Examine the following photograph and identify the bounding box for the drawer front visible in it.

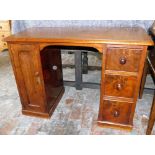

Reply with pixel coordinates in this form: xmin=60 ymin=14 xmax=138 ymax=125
xmin=0 ymin=21 xmax=10 ymax=32
xmin=104 ymin=74 xmax=137 ymax=98
xmin=0 ymin=32 xmax=11 ymax=41
xmin=102 ymin=100 xmax=132 ymax=124
xmin=0 ymin=41 xmax=8 ymax=51
xmin=106 ymin=46 xmax=142 ymax=72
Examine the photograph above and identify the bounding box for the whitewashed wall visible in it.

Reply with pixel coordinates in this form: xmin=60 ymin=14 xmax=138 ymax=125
xmin=12 ymin=20 xmax=153 ymax=33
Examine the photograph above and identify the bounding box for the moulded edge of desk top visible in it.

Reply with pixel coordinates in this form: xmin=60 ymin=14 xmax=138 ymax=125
xmin=4 ymin=27 xmax=154 ymax=46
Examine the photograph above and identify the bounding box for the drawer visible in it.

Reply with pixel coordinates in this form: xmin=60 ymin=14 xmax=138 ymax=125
xmin=0 ymin=21 xmax=10 ymax=31
xmin=104 ymin=74 xmax=137 ymax=98
xmin=105 ymin=46 xmax=142 ymax=72
xmin=0 ymin=32 xmax=11 ymax=41
xmin=101 ymin=100 xmax=132 ymax=124
xmin=0 ymin=41 xmax=8 ymax=50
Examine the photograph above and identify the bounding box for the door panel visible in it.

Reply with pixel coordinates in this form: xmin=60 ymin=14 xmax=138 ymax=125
xmin=10 ymin=44 xmax=45 ymax=112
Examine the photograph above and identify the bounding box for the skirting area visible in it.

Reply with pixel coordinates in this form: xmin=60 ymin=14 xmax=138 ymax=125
xmin=0 ymin=51 xmax=154 ymax=135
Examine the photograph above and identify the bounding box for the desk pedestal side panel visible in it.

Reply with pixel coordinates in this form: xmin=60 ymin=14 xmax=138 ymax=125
xmin=98 ymin=44 xmax=147 ymax=130
xmin=8 ymin=44 xmax=64 ymax=118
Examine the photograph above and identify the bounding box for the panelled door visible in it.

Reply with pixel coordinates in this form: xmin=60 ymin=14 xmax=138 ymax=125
xmin=10 ymin=44 xmax=45 ymax=112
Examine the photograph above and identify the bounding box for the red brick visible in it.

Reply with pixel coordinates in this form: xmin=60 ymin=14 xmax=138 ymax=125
xmin=65 ymin=98 xmax=74 ymax=105
xmin=0 ymin=120 xmax=18 ymax=135
xmin=26 ymin=122 xmax=41 ymax=135
xmin=70 ymin=105 xmax=82 ymax=120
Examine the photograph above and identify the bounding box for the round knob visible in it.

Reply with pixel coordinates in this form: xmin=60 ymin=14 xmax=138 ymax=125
xmin=52 ymin=65 xmax=57 ymax=70
xmin=116 ymin=83 xmax=122 ymax=91
xmin=119 ymin=57 xmax=127 ymax=65
xmin=113 ymin=110 xmax=120 ymax=117
xmin=1 ymin=35 xmax=5 ymax=37
xmin=35 ymin=72 xmax=39 ymax=76
xmin=0 ymin=26 xmax=2 ymax=29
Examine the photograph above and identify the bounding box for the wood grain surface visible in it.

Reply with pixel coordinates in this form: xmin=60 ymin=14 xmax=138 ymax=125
xmin=4 ymin=27 xmax=153 ymax=45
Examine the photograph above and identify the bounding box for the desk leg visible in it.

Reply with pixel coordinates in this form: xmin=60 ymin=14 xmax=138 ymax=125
xmin=139 ymin=59 xmax=148 ymax=99
xmin=75 ymin=51 xmax=82 ymax=90
xmin=82 ymin=52 xmax=88 ymax=74
xmin=146 ymin=93 xmax=155 ymax=135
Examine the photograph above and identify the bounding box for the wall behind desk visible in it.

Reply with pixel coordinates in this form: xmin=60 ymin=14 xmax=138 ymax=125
xmin=12 ymin=20 xmax=153 ymax=33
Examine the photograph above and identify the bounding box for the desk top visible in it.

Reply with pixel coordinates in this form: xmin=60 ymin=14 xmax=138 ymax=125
xmin=5 ymin=27 xmax=153 ymax=46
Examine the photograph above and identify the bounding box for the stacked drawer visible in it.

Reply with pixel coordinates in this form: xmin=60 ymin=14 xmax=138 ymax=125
xmin=0 ymin=20 xmax=11 ymax=52
xmin=98 ymin=44 xmax=144 ymax=129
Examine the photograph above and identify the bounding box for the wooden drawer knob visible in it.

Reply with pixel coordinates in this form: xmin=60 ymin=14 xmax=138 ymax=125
xmin=0 ymin=26 xmax=2 ymax=29
xmin=119 ymin=57 xmax=127 ymax=65
xmin=113 ymin=110 xmax=120 ymax=117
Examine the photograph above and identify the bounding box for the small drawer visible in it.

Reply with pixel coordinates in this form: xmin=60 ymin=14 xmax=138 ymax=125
xmin=0 ymin=41 xmax=8 ymax=50
xmin=101 ymin=100 xmax=132 ymax=124
xmin=106 ymin=46 xmax=142 ymax=72
xmin=0 ymin=21 xmax=10 ymax=31
xmin=104 ymin=74 xmax=137 ymax=98
xmin=0 ymin=32 xmax=11 ymax=40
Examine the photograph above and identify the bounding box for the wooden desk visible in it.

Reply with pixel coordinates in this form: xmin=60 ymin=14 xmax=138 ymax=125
xmin=4 ymin=27 xmax=153 ymax=130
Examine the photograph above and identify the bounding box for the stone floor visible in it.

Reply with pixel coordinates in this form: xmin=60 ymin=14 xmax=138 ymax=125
xmin=0 ymin=50 xmax=155 ymax=135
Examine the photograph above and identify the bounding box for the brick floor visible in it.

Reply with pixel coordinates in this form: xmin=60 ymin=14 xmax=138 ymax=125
xmin=0 ymin=51 xmax=155 ymax=135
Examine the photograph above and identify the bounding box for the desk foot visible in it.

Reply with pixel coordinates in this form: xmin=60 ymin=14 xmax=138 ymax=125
xmin=22 ymin=87 xmax=65 ymax=119
xmin=97 ymin=121 xmax=133 ymax=131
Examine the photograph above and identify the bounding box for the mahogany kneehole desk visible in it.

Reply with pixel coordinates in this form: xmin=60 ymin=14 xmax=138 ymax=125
xmin=4 ymin=27 xmax=153 ymax=130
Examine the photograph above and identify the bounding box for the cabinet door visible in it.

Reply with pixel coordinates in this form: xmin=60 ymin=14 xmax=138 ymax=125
xmin=10 ymin=44 xmax=45 ymax=112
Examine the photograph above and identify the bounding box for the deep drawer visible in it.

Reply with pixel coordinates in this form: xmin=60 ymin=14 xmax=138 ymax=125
xmin=101 ymin=100 xmax=132 ymax=124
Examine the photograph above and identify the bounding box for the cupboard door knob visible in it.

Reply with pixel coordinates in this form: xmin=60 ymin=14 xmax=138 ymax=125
xmin=35 ymin=72 xmax=41 ymax=84
xmin=0 ymin=26 xmax=2 ymax=29
xmin=35 ymin=72 xmax=39 ymax=76
xmin=120 ymin=57 xmax=127 ymax=65
xmin=116 ymin=83 xmax=122 ymax=91
xmin=52 ymin=65 xmax=57 ymax=70
xmin=113 ymin=110 xmax=120 ymax=117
